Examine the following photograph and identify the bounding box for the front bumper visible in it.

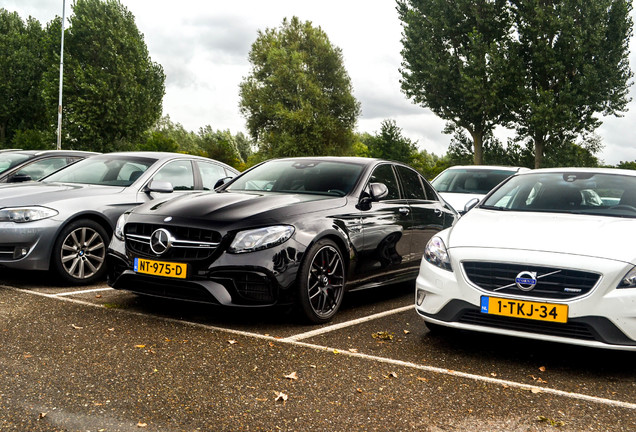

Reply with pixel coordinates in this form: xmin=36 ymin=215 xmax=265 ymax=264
xmin=415 ymin=247 xmax=636 ymax=350
xmin=0 ymin=220 xmax=60 ymax=271
xmin=107 ymin=236 xmax=304 ymax=307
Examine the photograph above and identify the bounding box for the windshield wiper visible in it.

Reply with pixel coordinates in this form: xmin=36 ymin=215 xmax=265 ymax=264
xmin=478 ymin=205 xmax=510 ymax=211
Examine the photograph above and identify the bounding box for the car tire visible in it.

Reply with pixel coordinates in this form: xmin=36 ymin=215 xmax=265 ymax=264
xmin=297 ymin=239 xmax=346 ymax=324
xmin=52 ymin=219 xmax=109 ymax=285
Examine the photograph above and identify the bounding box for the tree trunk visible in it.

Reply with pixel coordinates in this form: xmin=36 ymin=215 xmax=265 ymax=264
xmin=471 ymin=132 xmax=484 ymax=165
xmin=534 ymin=138 xmax=544 ymax=168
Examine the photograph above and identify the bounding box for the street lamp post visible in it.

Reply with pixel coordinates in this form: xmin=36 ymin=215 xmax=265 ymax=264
xmin=56 ymin=0 xmax=66 ymax=150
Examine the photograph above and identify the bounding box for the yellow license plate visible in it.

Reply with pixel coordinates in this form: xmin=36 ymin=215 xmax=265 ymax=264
xmin=480 ymin=296 xmax=568 ymax=323
xmin=134 ymin=258 xmax=187 ymax=279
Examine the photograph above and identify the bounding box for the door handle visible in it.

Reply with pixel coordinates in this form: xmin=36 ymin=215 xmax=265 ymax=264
xmin=435 ymin=208 xmax=443 ymax=217
xmin=399 ymin=207 xmax=410 ymax=216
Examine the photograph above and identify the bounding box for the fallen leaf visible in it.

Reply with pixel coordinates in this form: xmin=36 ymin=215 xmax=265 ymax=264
xmin=137 ymin=421 xmax=148 ymax=427
xmin=71 ymin=324 xmax=83 ymax=330
xmin=348 ymin=348 xmax=359 ymax=353
xmin=417 ymin=377 xmax=428 ymax=382
xmin=539 ymin=366 xmax=546 ymax=372
xmin=284 ymin=371 xmax=298 ymax=380
xmin=95 ymin=294 xmax=102 ymax=298
xmin=384 ymin=372 xmax=398 ymax=379
xmin=309 ymin=364 xmax=317 ymax=368
xmin=38 ymin=412 xmax=47 ymax=420
xmin=333 ymin=349 xmax=340 ymax=354
xmin=135 ymin=345 xmax=146 ymax=349
xmin=274 ymin=391 xmax=288 ymax=404
xmin=403 ymin=330 xmax=410 ymax=334
xmin=372 ymin=331 xmax=394 ymax=341
xmin=531 ymin=388 xmax=541 ymax=394
xmin=108 ymin=328 xmax=115 ymax=332
xmin=356 ymin=388 xmax=363 ymax=393
xmin=228 ymin=340 xmax=238 ymax=345
xmin=490 ymin=372 xmax=498 ymax=377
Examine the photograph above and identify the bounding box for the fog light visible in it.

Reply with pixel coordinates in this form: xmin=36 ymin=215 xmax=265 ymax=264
xmin=13 ymin=247 xmax=29 ymax=259
xmin=416 ymin=289 xmax=426 ymax=306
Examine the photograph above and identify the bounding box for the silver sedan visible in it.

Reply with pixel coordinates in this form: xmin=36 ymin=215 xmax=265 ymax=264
xmin=0 ymin=152 xmax=238 ymax=284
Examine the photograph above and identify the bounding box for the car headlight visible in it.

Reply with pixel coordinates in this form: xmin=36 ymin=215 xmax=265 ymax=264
xmin=114 ymin=212 xmax=130 ymax=241
xmin=617 ymin=267 xmax=636 ymax=289
xmin=229 ymin=225 xmax=295 ymax=254
xmin=424 ymin=236 xmax=452 ymax=271
xmin=0 ymin=206 xmax=58 ymax=223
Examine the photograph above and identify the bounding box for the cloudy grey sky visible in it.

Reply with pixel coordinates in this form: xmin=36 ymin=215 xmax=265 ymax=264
xmin=6 ymin=0 xmax=636 ymax=164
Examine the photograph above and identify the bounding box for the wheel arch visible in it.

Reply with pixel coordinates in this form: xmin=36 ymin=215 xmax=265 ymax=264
xmin=48 ymin=211 xmax=114 ymax=267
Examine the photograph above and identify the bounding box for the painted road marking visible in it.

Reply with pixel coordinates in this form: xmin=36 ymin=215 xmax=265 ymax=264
xmin=55 ymin=287 xmax=114 ymax=296
xmin=6 ymin=285 xmax=636 ymax=411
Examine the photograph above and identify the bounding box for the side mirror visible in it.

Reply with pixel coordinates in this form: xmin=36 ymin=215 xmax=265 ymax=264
xmin=358 ymin=182 xmax=389 ymax=210
xmin=369 ymin=182 xmax=388 ymax=200
xmin=8 ymin=173 xmax=33 ymax=183
xmin=145 ymin=179 xmax=174 ymax=194
xmin=463 ymin=197 xmax=480 ymax=214
xmin=214 ymin=176 xmax=233 ymax=190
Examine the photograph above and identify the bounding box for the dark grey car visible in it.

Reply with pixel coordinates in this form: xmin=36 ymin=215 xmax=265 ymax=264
xmin=0 ymin=152 xmax=238 ymax=284
xmin=0 ymin=149 xmax=98 ymax=183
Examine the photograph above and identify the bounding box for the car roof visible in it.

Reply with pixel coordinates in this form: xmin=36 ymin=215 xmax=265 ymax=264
xmin=0 ymin=149 xmax=99 ymax=156
xmin=91 ymin=151 xmax=239 ymax=173
xmin=442 ymin=165 xmax=529 ymax=172
xmin=516 ymin=167 xmax=636 ymax=177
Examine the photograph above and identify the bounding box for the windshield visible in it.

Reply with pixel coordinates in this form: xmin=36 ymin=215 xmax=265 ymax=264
xmin=432 ymin=168 xmax=518 ymax=194
xmin=227 ymin=159 xmax=364 ymax=197
xmin=43 ymin=155 xmax=156 ymax=186
xmin=481 ymin=171 xmax=636 ymax=217
xmin=0 ymin=153 xmax=32 ymax=175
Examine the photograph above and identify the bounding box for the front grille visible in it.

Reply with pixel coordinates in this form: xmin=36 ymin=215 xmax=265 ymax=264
xmin=458 ymin=310 xmax=597 ymax=341
xmin=463 ymin=262 xmax=600 ymax=300
xmin=0 ymin=246 xmax=15 ymax=258
xmin=125 ymin=223 xmax=221 ymax=261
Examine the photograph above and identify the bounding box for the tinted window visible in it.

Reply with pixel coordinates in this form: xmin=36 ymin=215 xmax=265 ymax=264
xmin=0 ymin=153 xmax=31 ymax=174
xmin=432 ymin=168 xmax=518 ymax=194
xmin=228 ymin=160 xmax=363 ymax=196
xmin=368 ymin=164 xmax=400 ymax=200
xmin=396 ymin=166 xmax=427 ymax=200
xmin=153 ymin=160 xmax=195 ymax=191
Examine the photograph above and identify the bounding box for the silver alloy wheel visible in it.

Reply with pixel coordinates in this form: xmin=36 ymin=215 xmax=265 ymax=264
xmin=306 ymin=245 xmax=345 ymax=319
xmin=60 ymin=226 xmax=106 ymax=280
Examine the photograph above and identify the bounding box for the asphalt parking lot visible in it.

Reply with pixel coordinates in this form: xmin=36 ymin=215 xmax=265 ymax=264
xmin=1 ymin=269 xmax=635 ymax=431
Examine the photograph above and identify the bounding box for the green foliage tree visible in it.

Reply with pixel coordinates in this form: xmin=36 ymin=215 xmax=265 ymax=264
xmin=197 ymin=126 xmax=242 ymax=168
xmin=239 ymin=16 xmax=360 ymax=158
xmin=616 ymin=161 xmax=636 ymax=170
xmin=506 ymin=0 xmax=633 ymax=168
xmin=397 ymin=0 xmax=513 ymax=165
xmin=42 ymin=0 xmax=165 ymax=152
xmin=363 ymin=119 xmax=417 ymax=164
xmin=0 ymin=10 xmax=47 ymax=146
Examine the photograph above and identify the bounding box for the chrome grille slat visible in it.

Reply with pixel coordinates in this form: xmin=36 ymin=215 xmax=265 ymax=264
xmin=124 ymin=223 xmax=221 ymax=261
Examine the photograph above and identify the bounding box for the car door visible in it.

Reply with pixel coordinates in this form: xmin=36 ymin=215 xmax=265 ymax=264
xmin=354 ymin=163 xmax=413 ymax=284
xmin=394 ymin=165 xmax=456 ymax=267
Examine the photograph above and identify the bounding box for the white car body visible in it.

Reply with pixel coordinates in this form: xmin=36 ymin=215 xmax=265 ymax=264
xmin=416 ymin=167 xmax=636 ymax=350
xmin=432 ymin=165 xmax=529 ymax=213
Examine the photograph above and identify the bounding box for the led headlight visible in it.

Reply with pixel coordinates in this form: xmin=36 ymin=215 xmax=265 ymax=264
xmin=229 ymin=225 xmax=294 ymax=254
xmin=114 ymin=212 xmax=130 ymax=241
xmin=0 ymin=206 xmax=58 ymax=223
xmin=617 ymin=266 xmax=636 ymax=289
xmin=424 ymin=236 xmax=452 ymax=271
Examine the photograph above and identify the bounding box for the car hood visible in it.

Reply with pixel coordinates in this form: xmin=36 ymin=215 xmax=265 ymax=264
xmin=133 ymin=191 xmax=346 ymax=223
xmin=448 ymin=209 xmax=636 ymax=263
xmin=0 ymin=182 xmax=126 ymax=207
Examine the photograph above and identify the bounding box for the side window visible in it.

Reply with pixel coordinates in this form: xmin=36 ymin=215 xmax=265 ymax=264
xmin=368 ymin=164 xmax=400 ymax=200
xmin=423 ymin=180 xmax=438 ymax=201
xmin=198 ymin=161 xmax=227 ymax=190
xmin=396 ymin=166 xmax=427 ymax=200
xmin=15 ymin=157 xmax=69 ymax=180
xmin=153 ymin=160 xmax=195 ymax=191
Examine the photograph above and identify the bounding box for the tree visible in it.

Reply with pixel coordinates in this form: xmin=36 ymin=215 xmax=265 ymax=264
xmin=42 ymin=0 xmax=165 ymax=152
xmin=363 ymin=119 xmax=417 ymax=164
xmin=507 ymin=0 xmax=633 ymax=168
xmin=197 ymin=126 xmax=242 ymax=168
xmin=239 ymin=17 xmax=360 ymax=158
xmin=0 ymin=10 xmax=47 ymax=146
xmin=397 ymin=0 xmax=513 ymax=165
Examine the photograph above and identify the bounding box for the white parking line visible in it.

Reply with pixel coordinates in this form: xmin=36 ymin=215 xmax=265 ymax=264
xmin=6 ymin=285 xmax=636 ymax=411
xmin=283 ymin=305 xmax=413 ymax=341
xmin=55 ymin=287 xmax=114 ymax=296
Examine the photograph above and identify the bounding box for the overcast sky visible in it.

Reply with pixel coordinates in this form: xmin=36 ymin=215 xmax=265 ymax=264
xmin=6 ymin=0 xmax=636 ymax=164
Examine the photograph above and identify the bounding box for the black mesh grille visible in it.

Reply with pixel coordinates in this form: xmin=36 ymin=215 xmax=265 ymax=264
xmin=458 ymin=310 xmax=597 ymax=340
xmin=462 ymin=262 xmax=600 ymax=299
xmin=211 ymin=271 xmax=275 ymax=303
xmin=124 ymin=223 xmax=221 ymax=261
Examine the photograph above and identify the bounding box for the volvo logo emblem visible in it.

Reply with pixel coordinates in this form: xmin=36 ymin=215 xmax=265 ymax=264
xmin=515 ymin=271 xmax=537 ymax=291
xmin=150 ymin=228 xmax=172 ymax=255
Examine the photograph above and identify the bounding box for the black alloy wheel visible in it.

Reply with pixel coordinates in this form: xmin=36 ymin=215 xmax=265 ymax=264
xmin=298 ymin=239 xmax=345 ymax=323
xmin=52 ymin=219 xmax=109 ymax=285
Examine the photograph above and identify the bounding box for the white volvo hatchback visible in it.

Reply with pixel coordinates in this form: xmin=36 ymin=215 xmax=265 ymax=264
xmin=416 ymin=168 xmax=636 ymax=350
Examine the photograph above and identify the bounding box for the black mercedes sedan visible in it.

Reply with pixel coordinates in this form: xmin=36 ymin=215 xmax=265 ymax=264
xmin=107 ymin=157 xmax=457 ymax=323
